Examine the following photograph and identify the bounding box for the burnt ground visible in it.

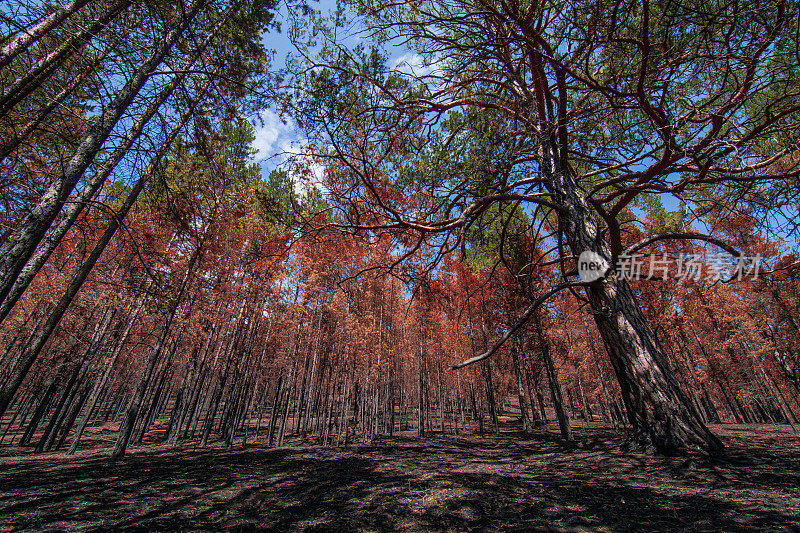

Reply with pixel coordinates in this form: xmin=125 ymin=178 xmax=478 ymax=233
xmin=0 ymin=423 xmax=798 ymax=531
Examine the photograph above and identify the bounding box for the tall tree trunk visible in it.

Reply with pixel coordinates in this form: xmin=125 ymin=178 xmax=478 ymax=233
xmin=481 ymin=361 xmax=499 ymax=434
xmin=0 ymin=11 xmax=224 ymax=324
xmin=0 ymin=0 xmax=205 ymax=310
xmin=1 ymin=36 xmax=115 ymax=161
xmin=0 ymin=71 xmax=214 ymax=421
xmin=511 ymin=345 xmax=532 ymax=431
xmin=0 ymin=0 xmax=131 ymax=118
xmin=19 ymin=375 xmax=61 ymax=446
xmin=576 ymin=367 xmax=593 ymax=424
xmin=534 ymin=312 xmax=571 ymax=441
xmin=418 ymin=329 xmax=425 ymax=437
xmin=111 ymin=243 xmax=201 ymax=459
xmin=69 ymin=298 xmax=140 ymax=454
xmin=544 ymin=150 xmax=722 ymax=455
xmin=0 ymin=0 xmax=93 ymax=70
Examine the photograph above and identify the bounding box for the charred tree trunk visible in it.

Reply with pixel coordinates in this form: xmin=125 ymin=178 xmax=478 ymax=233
xmin=534 ymin=312 xmax=571 ymax=441
xmin=111 ymin=243 xmax=201 ymax=459
xmin=511 ymin=345 xmax=533 ymax=431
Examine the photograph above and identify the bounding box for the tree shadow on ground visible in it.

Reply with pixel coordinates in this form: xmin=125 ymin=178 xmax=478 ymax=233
xmin=0 ymin=425 xmax=798 ymax=531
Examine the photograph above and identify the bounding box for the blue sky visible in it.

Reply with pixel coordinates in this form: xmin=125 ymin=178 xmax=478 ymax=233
xmin=250 ymin=0 xmax=439 ymax=193
xmin=250 ymin=2 xmax=693 ymax=216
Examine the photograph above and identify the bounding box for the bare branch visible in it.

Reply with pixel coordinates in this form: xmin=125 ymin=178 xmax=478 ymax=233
xmin=622 ymin=231 xmax=741 ymax=258
xmin=451 ymin=279 xmax=590 ymax=370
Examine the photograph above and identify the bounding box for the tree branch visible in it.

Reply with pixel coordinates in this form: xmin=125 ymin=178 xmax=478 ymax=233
xmin=622 ymin=231 xmax=741 ymax=258
xmin=450 ymin=279 xmax=590 ymax=369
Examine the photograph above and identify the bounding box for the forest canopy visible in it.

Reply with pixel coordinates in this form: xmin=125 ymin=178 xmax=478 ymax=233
xmin=0 ymin=0 xmax=798 ymax=468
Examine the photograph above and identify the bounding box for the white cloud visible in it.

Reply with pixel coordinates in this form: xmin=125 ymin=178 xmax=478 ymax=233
xmin=307 ymin=161 xmax=326 ymax=190
xmin=276 ymin=140 xmax=313 ymax=196
xmin=251 ymin=110 xmax=331 ymax=198
xmin=390 ymin=52 xmax=437 ymax=78
xmin=251 ymin=109 xmax=297 ymax=161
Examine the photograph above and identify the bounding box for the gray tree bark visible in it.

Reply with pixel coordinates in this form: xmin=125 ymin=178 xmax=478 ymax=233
xmin=0 ymin=0 xmax=92 ymax=70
